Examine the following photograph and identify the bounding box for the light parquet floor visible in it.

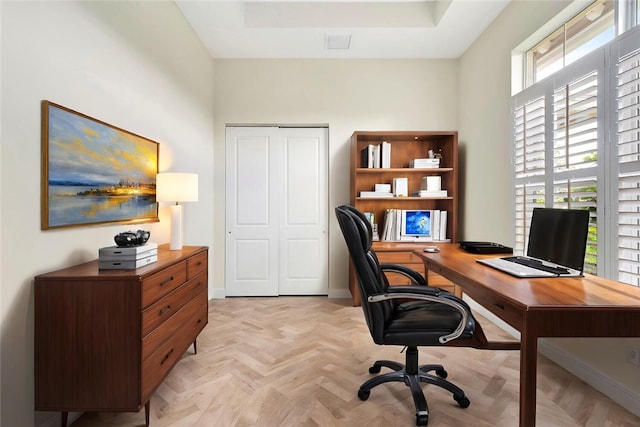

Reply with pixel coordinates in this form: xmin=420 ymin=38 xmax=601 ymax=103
xmin=73 ymin=297 xmax=640 ymax=426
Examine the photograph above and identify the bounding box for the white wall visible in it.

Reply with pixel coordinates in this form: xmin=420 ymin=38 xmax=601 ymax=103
xmin=0 ymin=2 xmax=214 ymax=426
xmin=459 ymin=0 xmax=640 ymax=412
xmin=0 ymin=1 xmax=3 ymax=421
xmin=212 ymin=59 xmax=459 ymax=298
xmin=458 ymin=1 xmax=571 ymax=243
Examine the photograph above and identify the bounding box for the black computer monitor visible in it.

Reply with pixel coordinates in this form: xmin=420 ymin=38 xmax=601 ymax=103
xmin=527 ymin=207 xmax=590 ymax=272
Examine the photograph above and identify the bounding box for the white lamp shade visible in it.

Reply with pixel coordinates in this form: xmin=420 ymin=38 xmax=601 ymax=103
xmin=156 ymin=173 xmax=198 ymax=203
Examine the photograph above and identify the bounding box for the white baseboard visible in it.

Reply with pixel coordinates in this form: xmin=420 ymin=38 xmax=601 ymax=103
xmin=539 ymin=340 xmax=640 ymax=417
xmin=38 ymin=412 xmax=81 ymax=427
xmin=209 ymin=289 xmax=349 ymax=299
xmin=328 ymin=289 xmax=351 ymax=299
xmin=210 ymin=288 xmax=226 ymax=299
xmin=465 ymin=296 xmax=640 ymax=418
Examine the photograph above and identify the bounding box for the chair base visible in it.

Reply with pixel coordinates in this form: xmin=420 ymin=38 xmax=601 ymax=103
xmin=357 ymin=347 xmax=470 ymax=426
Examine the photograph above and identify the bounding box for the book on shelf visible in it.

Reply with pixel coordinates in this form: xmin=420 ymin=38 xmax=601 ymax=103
xmin=410 ymin=158 xmax=440 ymax=168
xmin=364 ymin=211 xmax=375 ymax=224
xmin=372 ymin=144 xmax=381 ymax=168
xmin=99 ymin=254 xmax=158 ymax=270
xmin=392 ymin=177 xmax=408 ymax=197
xmin=371 ymin=223 xmax=380 ymax=241
xmin=381 ymin=141 xmax=391 ymax=168
xmin=439 ymin=210 xmax=447 ymax=241
xmin=361 ymin=142 xmax=390 ymax=169
xmin=361 ymin=144 xmax=375 ymax=168
xmin=412 ymin=190 xmax=448 ymax=198
xmin=360 ymin=191 xmax=394 ymax=198
xmin=363 ymin=211 xmax=379 ymax=240
xmin=421 ymin=176 xmax=442 ymax=191
xmin=375 ymin=183 xmax=391 ymax=192
xmin=432 ymin=210 xmax=441 ymax=241
xmin=380 ymin=209 xmax=448 ymax=242
xmin=98 ymin=242 xmax=158 ymax=261
xmin=382 ymin=208 xmax=395 ymax=241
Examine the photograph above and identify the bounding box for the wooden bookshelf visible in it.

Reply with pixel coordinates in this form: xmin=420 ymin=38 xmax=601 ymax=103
xmin=348 ymin=131 xmax=458 ymax=305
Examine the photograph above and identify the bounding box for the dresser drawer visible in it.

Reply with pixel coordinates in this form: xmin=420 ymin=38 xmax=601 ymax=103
xmin=187 ymin=251 xmax=207 ymax=279
xmin=141 ymin=295 xmax=207 ymax=400
xmin=469 ymin=291 xmax=523 ymax=330
xmin=427 ymin=272 xmax=455 ymax=293
xmin=377 ymin=251 xmax=421 ymax=264
xmin=142 ymin=271 xmax=207 ymax=337
xmin=141 ymin=261 xmax=187 ymax=308
xmin=142 ymin=288 xmax=205 ymax=361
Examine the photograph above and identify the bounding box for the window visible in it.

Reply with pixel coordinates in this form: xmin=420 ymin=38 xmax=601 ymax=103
xmin=513 ymin=23 xmax=640 ymax=285
xmin=527 ymin=0 xmax=615 ymax=84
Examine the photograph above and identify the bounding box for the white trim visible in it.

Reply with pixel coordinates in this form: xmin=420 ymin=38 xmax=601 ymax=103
xmin=209 ymin=289 xmax=350 ymax=300
xmin=540 ymin=340 xmax=640 ymax=418
xmin=211 ymin=288 xmax=227 ymax=299
xmin=38 ymin=412 xmax=81 ymax=427
xmin=328 ymin=289 xmax=351 ymax=299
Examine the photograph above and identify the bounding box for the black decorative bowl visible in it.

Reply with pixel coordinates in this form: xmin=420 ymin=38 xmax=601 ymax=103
xmin=114 ymin=230 xmax=150 ymax=247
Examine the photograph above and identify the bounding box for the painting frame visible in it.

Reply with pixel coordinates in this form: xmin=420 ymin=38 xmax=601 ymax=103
xmin=41 ymin=100 xmax=160 ymax=230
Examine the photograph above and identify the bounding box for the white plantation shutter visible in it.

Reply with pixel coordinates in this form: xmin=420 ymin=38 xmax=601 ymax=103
xmin=514 ymin=183 xmax=545 ymax=254
xmin=618 ymin=174 xmax=640 ymax=285
xmin=513 ymin=23 xmax=640 ymax=285
xmin=514 ymin=97 xmax=546 ymax=178
xmin=513 ymin=55 xmax=601 ymax=270
xmin=616 ymin=39 xmax=640 ymax=286
xmin=513 ymin=94 xmax=547 ymax=256
xmin=553 ymin=177 xmax=598 ymax=274
xmin=550 ymin=69 xmax=600 ymax=274
xmin=553 ymin=71 xmax=599 ymax=172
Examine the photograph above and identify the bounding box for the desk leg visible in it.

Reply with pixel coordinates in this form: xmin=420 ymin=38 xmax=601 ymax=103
xmin=452 ymin=284 xmax=462 ymax=298
xmin=519 ymin=328 xmax=538 ymax=426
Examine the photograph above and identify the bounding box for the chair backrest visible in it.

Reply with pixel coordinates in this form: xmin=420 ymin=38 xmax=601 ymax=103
xmin=335 ymin=205 xmax=394 ymax=344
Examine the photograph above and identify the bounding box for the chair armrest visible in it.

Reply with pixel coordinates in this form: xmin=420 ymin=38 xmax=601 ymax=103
xmin=386 ymin=285 xmax=442 ymax=296
xmin=380 ymin=263 xmax=428 ymax=287
xmin=368 ymin=291 xmax=471 ymax=344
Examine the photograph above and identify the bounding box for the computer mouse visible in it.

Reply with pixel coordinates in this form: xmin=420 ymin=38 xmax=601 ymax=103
xmin=423 ymin=246 xmax=440 ymax=253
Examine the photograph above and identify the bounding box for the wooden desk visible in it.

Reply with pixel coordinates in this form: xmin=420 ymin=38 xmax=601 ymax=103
xmin=414 ymin=243 xmax=640 ymax=427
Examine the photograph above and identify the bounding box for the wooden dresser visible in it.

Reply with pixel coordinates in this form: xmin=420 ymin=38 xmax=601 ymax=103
xmin=34 ymin=245 xmax=208 ymax=427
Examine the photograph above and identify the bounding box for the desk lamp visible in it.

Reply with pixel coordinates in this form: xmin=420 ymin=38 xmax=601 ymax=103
xmin=156 ymin=172 xmax=198 ymax=250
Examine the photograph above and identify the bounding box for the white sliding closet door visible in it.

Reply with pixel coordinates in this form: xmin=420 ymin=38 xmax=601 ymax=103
xmin=225 ymin=126 xmax=328 ymax=296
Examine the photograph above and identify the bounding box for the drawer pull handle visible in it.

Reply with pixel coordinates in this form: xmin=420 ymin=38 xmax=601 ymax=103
xmin=159 ymin=305 xmax=171 ymax=315
xmin=160 ymin=276 xmax=174 ymax=286
xmin=196 ymin=261 xmax=202 ymax=266
xmin=161 ymin=348 xmax=174 ymax=365
xmin=494 ymin=303 xmax=505 ymax=310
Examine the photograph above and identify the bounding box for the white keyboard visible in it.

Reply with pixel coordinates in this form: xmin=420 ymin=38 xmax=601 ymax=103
xmin=477 ymin=257 xmax=556 ymax=278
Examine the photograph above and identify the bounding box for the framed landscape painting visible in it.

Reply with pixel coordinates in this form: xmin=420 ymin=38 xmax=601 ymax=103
xmin=41 ymin=101 xmax=159 ymax=229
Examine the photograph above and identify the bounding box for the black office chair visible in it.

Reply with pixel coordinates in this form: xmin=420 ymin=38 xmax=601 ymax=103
xmin=335 ymin=205 xmax=518 ymax=426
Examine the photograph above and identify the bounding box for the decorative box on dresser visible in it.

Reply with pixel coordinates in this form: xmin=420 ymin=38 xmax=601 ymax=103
xmin=34 ymin=244 xmax=209 ymax=427
xmin=349 ymin=131 xmax=459 ymax=305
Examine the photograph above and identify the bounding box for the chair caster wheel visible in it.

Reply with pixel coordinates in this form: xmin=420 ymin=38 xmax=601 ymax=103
xmin=416 ymin=413 xmax=429 ymax=426
xmin=369 ymin=365 xmax=381 ymax=374
xmin=358 ymin=389 xmax=370 ymax=401
xmin=454 ymin=395 xmax=470 ymax=408
xmin=435 ymin=368 xmax=448 ymax=378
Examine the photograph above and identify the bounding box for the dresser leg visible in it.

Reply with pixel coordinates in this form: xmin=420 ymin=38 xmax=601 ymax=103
xmin=193 ymin=339 xmax=197 ymax=354
xmin=61 ymin=411 xmax=68 ymax=427
xmin=145 ymin=401 xmax=150 ymax=426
